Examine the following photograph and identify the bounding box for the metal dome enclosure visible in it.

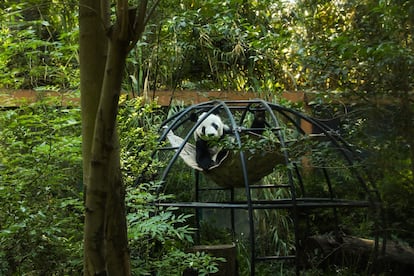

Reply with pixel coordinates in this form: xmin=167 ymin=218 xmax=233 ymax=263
xmin=136 ymin=99 xmax=384 ymax=275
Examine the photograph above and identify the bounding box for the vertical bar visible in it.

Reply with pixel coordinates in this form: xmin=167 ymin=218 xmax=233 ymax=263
xmin=230 ymin=187 xmax=236 ymax=239
xmin=195 ymin=170 xmax=201 ymax=244
xmin=322 ymin=167 xmax=340 ymax=237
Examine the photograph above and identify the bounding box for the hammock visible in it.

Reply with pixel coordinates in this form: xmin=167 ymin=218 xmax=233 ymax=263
xmin=165 ymin=129 xmax=285 ymax=188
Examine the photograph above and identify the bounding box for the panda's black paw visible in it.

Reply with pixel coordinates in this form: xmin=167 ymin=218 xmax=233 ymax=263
xmin=199 ymin=160 xmax=213 ymax=171
xmin=196 ymin=156 xmax=216 ymax=171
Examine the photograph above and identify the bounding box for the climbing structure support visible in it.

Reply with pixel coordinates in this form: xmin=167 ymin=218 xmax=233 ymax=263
xmin=137 ymin=99 xmax=385 ymax=275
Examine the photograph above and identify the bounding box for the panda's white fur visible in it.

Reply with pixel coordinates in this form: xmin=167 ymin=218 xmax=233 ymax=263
xmin=194 ymin=112 xmax=230 ymax=170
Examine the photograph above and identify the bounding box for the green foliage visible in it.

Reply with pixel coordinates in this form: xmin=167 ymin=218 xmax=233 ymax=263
xmin=292 ymin=0 xmax=414 ymax=94
xmin=0 ymin=97 xmax=223 ymax=275
xmin=118 ymin=97 xmax=224 ymax=275
xmin=0 ymin=101 xmax=83 ymax=274
xmin=1 ymin=0 xmax=414 ymax=272
xmin=291 ymin=0 xmax=414 ymax=246
xmin=127 ymin=183 xmax=223 ymax=276
xmin=128 ymin=0 xmax=296 ymax=93
xmin=0 ymin=0 xmax=79 ymax=90
xmin=118 ymin=96 xmax=165 ymax=183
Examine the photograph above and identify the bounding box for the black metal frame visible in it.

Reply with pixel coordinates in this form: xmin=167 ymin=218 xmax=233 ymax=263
xmin=136 ymin=99 xmax=385 ymax=276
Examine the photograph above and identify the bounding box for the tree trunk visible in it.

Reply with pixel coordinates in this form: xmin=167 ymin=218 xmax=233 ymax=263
xmin=80 ymin=0 xmax=157 ymax=274
xmin=80 ymin=0 xmax=130 ymax=274
xmin=82 ymin=27 xmax=131 ymax=276
xmin=79 ymin=0 xmax=107 ymax=188
xmin=79 ymin=0 xmax=108 ymax=273
xmin=305 ymin=234 xmax=414 ymax=274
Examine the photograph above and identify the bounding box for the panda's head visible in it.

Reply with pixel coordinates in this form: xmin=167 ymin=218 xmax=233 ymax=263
xmin=194 ymin=112 xmax=226 ymax=141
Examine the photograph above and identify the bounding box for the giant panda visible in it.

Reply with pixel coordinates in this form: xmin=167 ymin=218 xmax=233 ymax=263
xmin=194 ymin=112 xmax=230 ymax=171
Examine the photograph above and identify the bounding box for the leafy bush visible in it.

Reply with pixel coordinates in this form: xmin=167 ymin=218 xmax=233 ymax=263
xmin=0 ymin=101 xmax=83 ymax=274
xmin=118 ymin=97 xmax=224 ymax=275
xmin=0 ymin=1 xmax=79 ymax=90
xmin=127 ymin=183 xmax=223 ymax=276
xmin=0 ymin=97 xmax=223 ymax=275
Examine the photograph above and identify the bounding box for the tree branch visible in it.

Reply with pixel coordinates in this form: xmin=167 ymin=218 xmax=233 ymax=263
xmin=126 ymin=0 xmax=147 ymax=52
xmin=100 ymin=0 xmax=111 ymax=31
xmin=126 ymin=0 xmax=161 ymax=52
xmin=117 ymin=0 xmax=130 ymax=41
xmin=144 ymin=0 xmax=161 ymax=27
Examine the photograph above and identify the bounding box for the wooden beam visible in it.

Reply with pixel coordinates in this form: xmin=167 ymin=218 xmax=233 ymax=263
xmin=0 ymin=89 xmax=79 ymax=107
xmin=0 ymin=89 xmax=306 ymax=108
xmin=2 ymin=89 xmax=413 ymax=108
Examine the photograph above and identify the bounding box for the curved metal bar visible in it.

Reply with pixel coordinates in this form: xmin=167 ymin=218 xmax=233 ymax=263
xmin=260 ymin=100 xmax=301 ymax=273
xmin=219 ymin=101 xmax=258 ymax=276
xmin=291 ymin=108 xmax=379 ymax=206
xmin=159 ymin=102 xmax=225 ymax=185
xmin=134 ymin=104 xmax=200 ymax=186
xmin=268 ymin=101 xmax=383 ymax=265
xmin=134 ymin=99 xmax=383 ymax=276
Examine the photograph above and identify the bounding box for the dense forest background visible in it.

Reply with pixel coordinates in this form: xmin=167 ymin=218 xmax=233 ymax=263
xmin=0 ymin=0 xmax=413 ymax=275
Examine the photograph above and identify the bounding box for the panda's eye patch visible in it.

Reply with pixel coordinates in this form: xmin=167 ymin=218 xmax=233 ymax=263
xmin=201 ymin=126 xmax=206 ymax=135
xmin=212 ymin=122 xmax=219 ymax=130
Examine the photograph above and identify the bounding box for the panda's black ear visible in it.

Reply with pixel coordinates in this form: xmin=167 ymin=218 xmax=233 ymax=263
xmin=211 ymin=108 xmax=223 ymax=115
xmin=223 ymin=124 xmax=232 ymax=134
xmin=189 ymin=112 xmax=198 ymax=122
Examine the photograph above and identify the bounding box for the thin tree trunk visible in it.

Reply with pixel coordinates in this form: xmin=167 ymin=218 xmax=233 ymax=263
xmin=79 ymin=0 xmax=108 ymax=273
xmin=80 ymin=0 xmax=157 ymax=274
xmin=80 ymin=0 xmax=130 ymax=274
xmin=83 ymin=30 xmax=130 ymax=275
